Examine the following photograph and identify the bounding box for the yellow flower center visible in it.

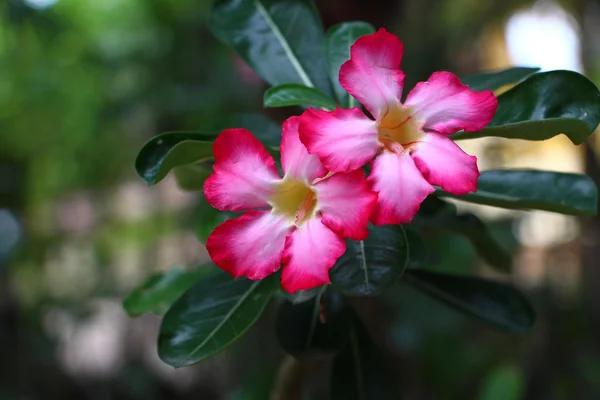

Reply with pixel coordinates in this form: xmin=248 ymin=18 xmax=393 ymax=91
xmin=377 ymin=103 xmax=423 ymax=150
xmin=270 ymin=177 xmax=318 ymax=226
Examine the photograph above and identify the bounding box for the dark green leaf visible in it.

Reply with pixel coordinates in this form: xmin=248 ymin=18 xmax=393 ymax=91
xmin=206 ymin=113 xmax=282 ymax=150
xmin=195 ymin=194 xmax=240 ymax=243
xmin=263 ymin=83 xmax=337 ymax=110
xmin=331 ymin=319 xmax=400 ymax=400
xmin=404 ymin=226 xmax=439 ymax=269
xmin=123 ymin=266 xmax=210 ymax=317
xmin=284 ymin=286 xmax=322 ymax=304
xmin=135 ymin=132 xmax=213 ymax=186
xmin=437 ymin=169 xmax=598 ymax=216
xmin=443 ymin=213 xmax=512 ymax=272
xmin=416 ymin=195 xmax=457 ymax=217
xmin=403 ymin=269 xmax=535 ymax=334
xmin=325 ymin=21 xmax=376 ymax=107
xmin=275 ymin=288 xmax=354 ymax=358
xmin=158 ymin=268 xmax=278 ymax=367
xmin=460 ymin=67 xmax=540 ymax=92
xmin=209 ymin=0 xmax=331 ymax=95
xmin=414 ymin=198 xmax=512 ymax=272
xmin=453 ymin=70 xmax=600 ymax=144
xmin=138 ymin=114 xmax=282 ymax=187
xmin=448 ymin=213 xmax=512 ymax=272
xmin=173 ymin=163 xmax=212 ymax=191
xmin=330 ymin=225 xmax=409 ymax=297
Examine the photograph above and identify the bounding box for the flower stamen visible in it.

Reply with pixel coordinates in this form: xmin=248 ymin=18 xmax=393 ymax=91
xmin=270 ymin=177 xmax=318 ymax=226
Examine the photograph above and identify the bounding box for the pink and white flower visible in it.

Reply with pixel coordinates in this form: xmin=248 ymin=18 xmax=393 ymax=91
xmin=203 ymin=117 xmax=377 ymax=293
xmin=298 ymin=28 xmax=498 ymax=225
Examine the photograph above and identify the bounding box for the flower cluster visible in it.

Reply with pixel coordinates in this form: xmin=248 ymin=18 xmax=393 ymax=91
xmin=203 ymin=29 xmax=498 ymax=293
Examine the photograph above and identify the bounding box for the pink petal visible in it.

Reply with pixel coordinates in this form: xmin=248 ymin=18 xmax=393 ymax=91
xmin=206 ymin=210 xmax=293 ymax=280
xmin=281 ymin=217 xmax=346 ymax=293
xmin=368 ymin=150 xmax=435 ymax=225
xmin=298 ymin=107 xmax=380 ymax=173
xmin=280 ymin=116 xmax=328 ymax=182
xmin=411 ymin=132 xmax=480 ymax=194
xmin=339 ymin=28 xmax=405 ymax=119
xmin=204 ymin=128 xmax=280 ymax=211
xmin=315 ymin=169 xmax=378 ymax=240
xmin=404 ymin=71 xmax=498 ymax=135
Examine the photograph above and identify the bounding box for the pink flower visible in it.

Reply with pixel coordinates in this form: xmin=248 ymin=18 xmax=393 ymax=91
xmin=298 ymin=28 xmax=498 ymax=225
xmin=203 ymin=117 xmax=377 ymax=293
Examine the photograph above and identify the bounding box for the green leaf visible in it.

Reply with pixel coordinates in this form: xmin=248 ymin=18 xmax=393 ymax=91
xmin=403 ymin=269 xmax=535 ymax=334
xmin=173 ymin=163 xmax=212 ymax=191
xmin=331 ymin=319 xmax=400 ymax=400
xmin=137 ymin=113 xmax=282 ymax=187
xmin=263 ymin=83 xmax=337 ymax=110
xmin=158 ymin=268 xmax=278 ymax=367
xmin=325 ymin=21 xmax=376 ymax=107
xmin=207 ymin=113 xmax=282 ymax=150
xmin=460 ymin=67 xmax=540 ymax=92
xmin=453 ymin=70 xmax=600 ymax=144
xmin=275 ymin=288 xmax=354 ymax=358
xmin=195 ymin=194 xmax=240 ymax=243
xmin=414 ymin=197 xmax=512 ymax=272
xmin=123 ymin=266 xmax=210 ymax=317
xmin=437 ymin=169 xmax=598 ymax=216
xmin=404 ymin=226 xmax=439 ymax=269
xmin=284 ymin=286 xmax=322 ymax=304
xmin=441 ymin=213 xmax=512 ymax=272
xmin=209 ymin=0 xmax=331 ymax=95
xmin=135 ymin=132 xmax=213 ymax=186
xmin=330 ymin=225 xmax=409 ymax=297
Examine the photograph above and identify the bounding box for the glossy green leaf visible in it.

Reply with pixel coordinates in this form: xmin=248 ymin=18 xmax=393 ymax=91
xmin=173 ymin=163 xmax=212 ymax=191
xmin=414 ymin=197 xmax=512 ymax=272
xmin=123 ymin=266 xmax=210 ymax=317
xmin=284 ymin=286 xmax=322 ymax=304
xmin=453 ymin=70 xmax=600 ymax=144
xmin=207 ymin=113 xmax=282 ymax=150
xmin=209 ymin=0 xmax=331 ymax=95
xmin=135 ymin=132 xmax=213 ymax=186
xmin=442 ymin=213 xmax=512 ymax=272
xmin=330 ymin=225 xmax=409 ymax=297
xmin=263 ymin=83 xmax=337 ymax=110
xmin=460 ymin=67 xmax=540 ymax=92
xmin=158 ymin=268 xmax=278 ymax=367
xmin=437 ymin=169 xmax=598 ymax=216
xmin=275 ymin=288 xmax=354 ymax=359
xmin=195 ymin=194 xmax=240 ymax=243
xmin=137 ymin=113 xmax=282 ymax=187
xmin=403 ymin=269 xmax=535 ymax=334
xmin=331 ymin=319 xmax=400 ymax=400
xmin=404 ymin=226 xmax=439 ymax=269
xmin=325 ymin=21 xmax=376 ymax=107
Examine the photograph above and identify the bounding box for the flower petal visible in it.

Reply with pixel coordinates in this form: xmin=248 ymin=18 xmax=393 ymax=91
xmin=411 ymin=132 xmax=479 ymax=194
xmin=339 ymin=28 xmax=405 ymax=119
xmin=404 ymin=71 xmax=498 ymax=134
xmin=281 ymin=217 xmax=345 ymax=293
xmin=206 ymin=210 xmax=292 ymax=280
xmin=280 ymin=116 xmax=327 ymax=182
xmin=298 ymin=107 xmax=380 ymax=173
xmin=368 ymin=150 xmax=435 ymax=225
xmin=315 ymin=169 xmax=377 ymax=240
xmin=204 ymin=128 xmax=280 ymax=211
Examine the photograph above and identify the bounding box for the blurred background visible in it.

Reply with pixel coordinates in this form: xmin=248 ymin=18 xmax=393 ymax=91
xmin=2 ymin=0 xmax=600 ymax=398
